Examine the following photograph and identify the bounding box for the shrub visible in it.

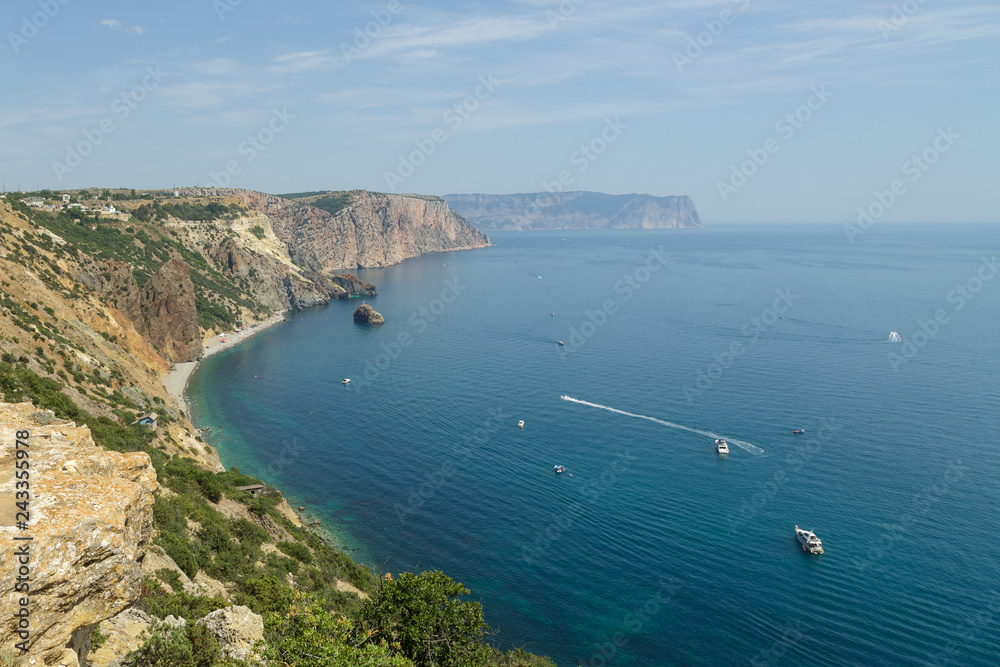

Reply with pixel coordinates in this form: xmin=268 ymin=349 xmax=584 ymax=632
xmin=277 ymin=540 xmax=313 ymax=564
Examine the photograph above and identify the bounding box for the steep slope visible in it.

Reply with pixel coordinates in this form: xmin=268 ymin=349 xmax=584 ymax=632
xmin=190 ymin=188 xmax=491 ymax=270
xmin=443 ymin=191 xmax=704 ymax=230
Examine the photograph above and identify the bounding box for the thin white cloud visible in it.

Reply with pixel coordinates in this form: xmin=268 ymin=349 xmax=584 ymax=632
xmin=102 ymin=18 xmax=144 ymax=35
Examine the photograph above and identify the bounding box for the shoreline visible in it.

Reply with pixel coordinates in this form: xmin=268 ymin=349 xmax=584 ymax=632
xmin=162 ymin=310 xmax=288 ymax=417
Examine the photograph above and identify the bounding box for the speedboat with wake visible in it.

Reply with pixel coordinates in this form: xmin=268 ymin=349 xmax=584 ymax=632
xmin=795 ymin=525 xmax=824 ymax=554
xmin=715 ymin=438 xmax=729 ymax=455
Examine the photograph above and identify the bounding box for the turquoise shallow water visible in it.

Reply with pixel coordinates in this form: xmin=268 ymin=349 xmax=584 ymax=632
xmin=188 ymin=224 xmax=1000 ymax=666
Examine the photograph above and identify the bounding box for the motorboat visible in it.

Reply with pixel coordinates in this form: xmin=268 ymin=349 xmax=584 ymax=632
xmin=554 ymin=465 xmax=566 ymax=474
xmin=342 ymin=378 xmax=351 ymax=384
xmin=792 ymin=429 xmax=805 ymax=434
xmin=518 ymin=420 xmax=524 ymax=429
xmin=558 ymin=341 xmax=565 ymax=346
xmin=795 ymin=525 xmax=824 ymax=554
xmin=715 ymin=438 xmax=729 ymax=455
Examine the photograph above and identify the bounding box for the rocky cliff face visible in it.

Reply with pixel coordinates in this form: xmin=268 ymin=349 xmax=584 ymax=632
xmin=443 ymin=192 xmax=704 ymax=230
xmin=0 ymin=402 xmax=157 ymax=666
xmin=187 ymin=189 xmax=491 ymax=270
xmin=76 ymin=257 xmax=201 ymax=364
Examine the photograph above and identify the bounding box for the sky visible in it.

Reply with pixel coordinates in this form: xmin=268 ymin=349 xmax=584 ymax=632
xmin=1 ymin=0 xmax=997 ymax=224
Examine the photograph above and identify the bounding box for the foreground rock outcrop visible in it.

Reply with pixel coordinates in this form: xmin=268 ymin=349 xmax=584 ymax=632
xmin=0 ymin=403 xmax=157 ymax=666
xmin=443 ymin=191 xmax=704 ymax=230
xmin=353 ymin=304 xmax=384 ymax=325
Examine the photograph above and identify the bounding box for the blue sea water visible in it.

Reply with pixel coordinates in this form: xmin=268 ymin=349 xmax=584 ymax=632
xmin=188 ymin=224 xmax=1000 ymax=666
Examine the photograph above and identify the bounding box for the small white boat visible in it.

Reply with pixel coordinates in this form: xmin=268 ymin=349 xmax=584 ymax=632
xmin=554 ymin=465 xmax=566 ymax=474
xmin=557 ymin=341 xmax=565 ymax=346
xmin=795 ymin=525 xmax=824 ymax=554
xmin=342 ymin=378 xmax=351 ymax=384
xmin=518 ymin=420 xmax=524 ymax=429
xmin=715 ymin=438 xmax=729 ymax=455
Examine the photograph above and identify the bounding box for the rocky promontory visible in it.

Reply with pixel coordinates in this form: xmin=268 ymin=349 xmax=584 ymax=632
xmin=443 ymin=191 xmax=703 ymax=231
xmin=353 ymin=304 xmax=384 ymax=324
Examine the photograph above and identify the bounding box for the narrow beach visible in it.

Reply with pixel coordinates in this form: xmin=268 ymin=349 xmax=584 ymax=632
xmin=162 ymin=310 xmax=287 ymax=413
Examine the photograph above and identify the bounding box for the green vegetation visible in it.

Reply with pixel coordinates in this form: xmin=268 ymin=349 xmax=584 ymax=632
xmin=277 ymin=191 xmax=354 ymax=217
xmin=119 ymin=622 xmax=221 ymax=667
xmin=250 ymin=225 xmax=265 ymax=240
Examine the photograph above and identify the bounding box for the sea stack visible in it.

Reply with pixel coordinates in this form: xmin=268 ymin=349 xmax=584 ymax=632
xmin=353 ymin=304 xmax=384 ymax=324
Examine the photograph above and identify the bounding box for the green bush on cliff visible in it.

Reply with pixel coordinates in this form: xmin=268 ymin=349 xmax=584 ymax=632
xmin=119 ymin=621 xmax=220 ymax=667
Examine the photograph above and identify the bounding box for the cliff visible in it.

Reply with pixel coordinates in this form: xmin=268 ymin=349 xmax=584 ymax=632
xmin=443 ymin=191 xmax=704 ymax=230
xmin=187 ymin=189 xmax=491 ymax=270
xmin=0 ymin=402 xmax=156 ymax=666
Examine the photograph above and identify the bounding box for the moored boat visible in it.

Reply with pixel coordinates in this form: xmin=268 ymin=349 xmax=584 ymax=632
xmin=795 ymin=525 xmax=824 ymax=554
xmin=518 ymin=420 xmax=525 ymax=428
xmin=342 ymin=378 xmax=351 ymax=384
xmin=792 ymin=429 xmax=805 ymax=434
xmin=554 ymin=465 xmax=566 ymax=474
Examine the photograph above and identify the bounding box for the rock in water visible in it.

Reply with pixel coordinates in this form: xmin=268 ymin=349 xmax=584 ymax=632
xmin=353 ymin=304 xmax=384 ymax=324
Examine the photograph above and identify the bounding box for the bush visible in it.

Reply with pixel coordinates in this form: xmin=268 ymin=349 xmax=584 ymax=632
xmin=277 ymin=540 xmax=313 ymax=564
xmin=120 ymin=621 xmax=219 ymax=667
xmin=360 ymin=570 xmax=489 ymax=667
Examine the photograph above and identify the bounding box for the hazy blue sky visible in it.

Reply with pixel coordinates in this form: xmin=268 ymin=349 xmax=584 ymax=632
xmin=1 ymin=0 xmax=997 ymax=223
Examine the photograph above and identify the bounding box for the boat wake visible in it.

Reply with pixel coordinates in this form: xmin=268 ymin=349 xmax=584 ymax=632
xmin=560 ymin=396 xmax=765 ymax=455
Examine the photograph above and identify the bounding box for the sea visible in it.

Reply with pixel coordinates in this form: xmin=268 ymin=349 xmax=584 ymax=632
xmin=187 ymin=224 xmax=1000 ymax=666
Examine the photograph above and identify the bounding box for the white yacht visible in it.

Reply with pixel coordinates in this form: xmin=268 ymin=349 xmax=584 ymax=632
xmin=715 ymin=438 xmax=729 ymax=455
xmin=518 ymin=420 xmax=525 ymax=429
xmin=795 ymin=525 xmax=824 ymax=554
xmin=342 ymin=378 xmax=351 ymax=384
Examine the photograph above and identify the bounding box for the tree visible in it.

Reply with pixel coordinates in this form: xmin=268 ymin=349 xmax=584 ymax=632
xmin=263 ymin=592 xmax=413 ymax=667
xmin=360 ymin=570 xmax=490 ymax=667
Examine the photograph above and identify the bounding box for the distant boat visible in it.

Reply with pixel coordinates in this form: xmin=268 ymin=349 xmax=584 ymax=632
xmin=342 ymin=378 xmax=351 ymax=384
xmin=715 ymin=438 xmax=729 ymax=455
xmin=557 ymin=341 xmax=565 ymax=346
xmin=518 ymin=420 xmax=524 ymax=429
xmin=792 ymin=429 xmax=805 ymax=435
xmin=795 ymin=525 xmax=824 ymax=554
xmin=889 ymin=331 xmax=902 ymax=342
xmin=554 ymin=465 xmax=566 ymax=474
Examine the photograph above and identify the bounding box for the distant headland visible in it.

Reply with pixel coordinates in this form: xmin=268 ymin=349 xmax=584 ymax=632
xmin=443 ymin=191 xmax=703 ymax=231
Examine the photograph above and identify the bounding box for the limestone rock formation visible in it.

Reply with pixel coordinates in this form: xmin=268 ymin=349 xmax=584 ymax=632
xmin=0 ymin=403 xmax=157 ymax=666
xmin=186 ymin=188 xmax=491 ymax=270
xmin=443 ymin=191 xmax=704 ymax=230
xmin=353 ymin=304 xmax=384 ymax=325
xmin=86 ymin=609 xmax=153 ymax=667
xmin=195 ymin=606 xmax=264 ymax=661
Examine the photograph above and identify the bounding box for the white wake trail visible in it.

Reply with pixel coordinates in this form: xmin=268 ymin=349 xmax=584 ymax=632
xmin=561 ymin=396 xmax=765 ymax=455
